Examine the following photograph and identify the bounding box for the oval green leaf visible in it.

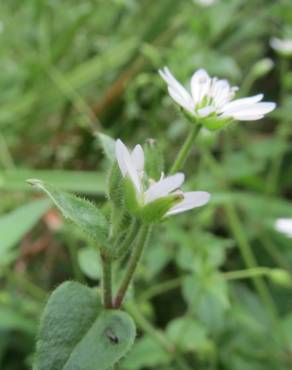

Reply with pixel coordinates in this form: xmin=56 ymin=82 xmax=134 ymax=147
xmin=34 ymin=281 xmax=136 ymax=370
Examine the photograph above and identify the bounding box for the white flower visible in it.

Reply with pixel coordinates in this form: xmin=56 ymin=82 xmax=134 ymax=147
xmin=275 ymin=218 xmax=292 ymax=238
xmin=115 ymin=139 xmax=210 ymax=217
xmin=159 ymin=67 xmax=276 ymax=123
xmin=270 ymin=37 xmax=292 ymax=56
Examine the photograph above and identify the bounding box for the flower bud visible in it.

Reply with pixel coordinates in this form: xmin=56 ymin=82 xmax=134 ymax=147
xmin=144 ymin=138 xmax=164 ymax=181
xmin=268 ymin=269 xmax=292 ymax=288
xmin=250 ymin=58 xmax=274 ymax=79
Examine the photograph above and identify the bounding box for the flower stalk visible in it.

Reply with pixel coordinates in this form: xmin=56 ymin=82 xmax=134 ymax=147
xmin=169 ymin=123 xmax=202 ymax=174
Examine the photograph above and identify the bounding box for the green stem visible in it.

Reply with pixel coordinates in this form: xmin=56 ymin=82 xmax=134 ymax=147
xmin=260 ymin=235 xmax=292 ymax=273
xmin=114 ymin=225 xmax=151 ymax=308
xmin=201 ymin=148 xmax=278 ymax=316
xmin=113 ymin=218 xmax=140 ymax=259
xmin=224 ymin=202 xmax=278 ymax=317
xmin=169 ymin=124 xmax=201 ymax=174
xmin=101 ymin=254 xmax=113 ymax=308
xmin=140 ymin=276 xmax=184 ymax=302
xmin=223 ymin=267 xmax=271 ymax=281
xmin=110 ymin=203 xmax=124 ymax=240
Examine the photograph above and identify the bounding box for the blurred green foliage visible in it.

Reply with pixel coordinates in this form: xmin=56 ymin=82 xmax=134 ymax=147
xmin=0 ymin=0 xmax=292 ymax=369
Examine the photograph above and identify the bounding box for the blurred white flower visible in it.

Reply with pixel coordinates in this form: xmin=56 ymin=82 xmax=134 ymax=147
xmin=270 ymin=37 xmax=292 ymax=56
xmin=159 ymin=67 xmax=276 ymax=127
xmin=115 ymin=139 xmax=210 ymax=217
xmin=194 ymin=0 xmax=217 ymax=6
xmin=275 ymin=218 xmax=292 ymax=238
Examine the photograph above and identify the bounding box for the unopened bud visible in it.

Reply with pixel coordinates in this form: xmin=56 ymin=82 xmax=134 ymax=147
xmin=268 ymin=268 xmax=292 ymax=288
xmin=251 ymin=58 xmax=274 ymax=79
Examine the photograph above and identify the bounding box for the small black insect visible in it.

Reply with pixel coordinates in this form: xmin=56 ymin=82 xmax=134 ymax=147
xmin=105 ymin=328 xmax=119 ymax=344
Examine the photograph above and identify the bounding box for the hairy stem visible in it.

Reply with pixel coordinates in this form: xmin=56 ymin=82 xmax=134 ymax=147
xmin=113 ymin=218 xmax=140 ymax=259
xmin=114 ymin=225 xmax=151 ymax=308
xmin=101 ymin=254 xmax=113 ymax=308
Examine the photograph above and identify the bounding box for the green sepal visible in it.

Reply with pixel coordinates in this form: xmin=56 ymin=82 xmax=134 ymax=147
xmin=27 ymin=179 xmax=110 ymax=252
xmin=138 ymin=193 xmax=183 ymax=224
xmin=123 ymin=176 xmax=141 ymax=214
xmin=107 ymin=161 xmax=124 ymax=206
xmin=180 ymin=107 xmax=233 ymax=132
xmin=34 ymin=281 xmax=136 ymax=370
xmin=202 ymin=116 xmax=233 ymax=131
xmin=144 ymin=138 xmax=164 ymax=181
xmin=180 ymin=108 xmax=197 ymax=125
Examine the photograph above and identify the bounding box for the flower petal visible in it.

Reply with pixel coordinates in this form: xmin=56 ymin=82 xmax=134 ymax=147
xmin=115 ymin=139 xmax=142 ymax=194
xmin=131 ymin=144 xmax=144 ymax=173
xmin=197 ymin=105 xmax=215 ymax=117
xmin=221 ymin=94 xmax=264 ymax=113
xmin=168 ymin=87 xmax=195 ymax=113
xmin=144 ymin=173 xmax=185 ymax=204
xmin=190 ymin=69 xmax=211 ymax=105
xmin=231 ymin=114 xmax=264 ymax=121
xmin=159 ymin=67 xmax=194 ymax=110
xmin=270 ymin=37 xmax=292 ymax=54
xmin=210 ymin=79 xmax=237 ymax=108
xmin=166 ymin=191 xmax=210 ymax=216
xmin=115 ymin=139 xmax=129 ymax=177
xmin=225 ymin=102 xmax=276 ymax=121
xmin=275 ymin=218 xmax=292 ymax=238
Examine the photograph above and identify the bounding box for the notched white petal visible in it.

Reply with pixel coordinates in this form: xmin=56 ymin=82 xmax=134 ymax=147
xmin=159 ymin=67 xmax=194 ymax=111
xmin=191 ymin=68 xmax=211 ymax=105
xmin=115 ymin=139 xmax=142 ymax=195
xmin=116 ymin=139 xmax=130 ymax=177
xmin=144 ymin=173 xmax=185 ymax=203
xmin=166 ymin=191 xmax=210 ymax=216
xmin=168 ymin=87 xmax=194 ymax=113
xmin=221 ymin=94 xmax=264 ymax=113
xmin=131 ymin=144 xmax=144 ymax=172
xmin=231 ymin=114 xmax=264 ymax=121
